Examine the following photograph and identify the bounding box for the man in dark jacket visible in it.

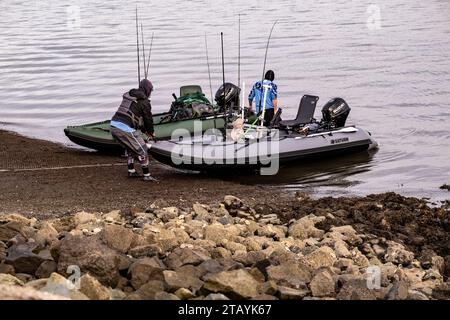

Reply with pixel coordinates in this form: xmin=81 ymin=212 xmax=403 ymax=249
xmin=111 ymin=79 xmax=157 ymax=182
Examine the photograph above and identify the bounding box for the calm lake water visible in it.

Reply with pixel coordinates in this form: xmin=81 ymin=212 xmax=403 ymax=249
xmin=0 ymin=0 xmax=449 ymax=201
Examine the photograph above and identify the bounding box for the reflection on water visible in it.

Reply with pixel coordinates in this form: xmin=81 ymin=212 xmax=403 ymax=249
xmin=0 ymin=0 xmax=449 ymax=201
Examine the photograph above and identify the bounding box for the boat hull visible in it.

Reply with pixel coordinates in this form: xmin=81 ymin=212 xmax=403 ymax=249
xmin=64 ymin=113 xmax=227 ymax=153
xmin=148 ymin=126 xmax=378 ymax=172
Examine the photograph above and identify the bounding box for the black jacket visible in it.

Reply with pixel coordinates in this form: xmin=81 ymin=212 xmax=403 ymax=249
xmin=112 ymin=89 xmax=154 ymax=134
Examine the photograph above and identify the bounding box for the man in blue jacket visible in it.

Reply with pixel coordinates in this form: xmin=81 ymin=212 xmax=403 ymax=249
xmin=248 ymin=70 xmax=278 ymax=125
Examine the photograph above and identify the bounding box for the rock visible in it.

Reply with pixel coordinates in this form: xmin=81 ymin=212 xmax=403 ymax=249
xmin=0 ymin=263 xmax=15 ymax=275
xmin=128 ymin=257 xmax=166 ymax=289
xmin=175 ymin=288 xmax=195 ymax=300
xmin=132 ymin=280 xmax=165 ymax=300
xmin=203 ymin=269 xmax=259 ymax=299
xmin=204 ymin=293 xmax=230 ymax=300
xmin=432 ymin=282 xmax=450 ymax=300
xmin=305 ymin=246 xmax=337 ymax=269
xmin=35 ymin=260 xmax=57 ymax=279
xmin=101 ymin=224 xmax=135 ymax=253
xmin=41 ymin=272 xmax=89 ymax=300
xmin=79 ymin=273 xmax=111 ymax=300
xmin=25 ymin=278 xmax=48 ymax=290
xmin=57 ymin=234 xmax=122 ymax=287
xmin=211 ymin=247 xmax=232 ymax=259
xmin=0 ymin=284 xmax=68 ymax=300
xmin=386 ymin=280 xmax=409 ymax=300
xmin=334 ymin=258 xmax=354 ymax=272
xmin=155 ymin=207 xmax=179 ymax=222
xmin=260 ymin=281 xmax=278 ymax=295
xmin=110 ymin=289 xmax=126 ymax=300
xmin=129 ymin=244 xmax=162 ymax=258
xmin=0 ymin=274 xmax=24 ymax=286
xmin=334 ymin=240 xmax=351 ymax=258
xmin=336 ymin=279 xmax=378 ymax=300
xmin=351 ymin=248 xmax=370 ymax=267
xmin=154 ymin=292 xmax=180 ymax=300
xmin=193 ymin=203 xmax=209 ymax=217
xmin=165 ymin=247 xmax=210 ymax=269
xmin=0 ymin=222 xmax=22 ymax=242
xmin=384 ymin=241 xmax=414 ymax=266
xmin=277 ymin=286 xmax=309 ymax=300
xmin=431 ymin=255 xmax=445 ymax=274
xmin=0 ymin=240 xmax=7 ymax=260
xmin=329 ymin=225 xmax=362 ymax=245
xmin=408 ymin=290 xmax=429 ymax=300
xmin=102 ymin=210 xmax=123 ymax=223
xmin=266 ymin=261 xmax=312 ymax=288
xmin=163 ymin=270 xmax=204 ymax=293
xmin=204 ymin=224 xmax=238 ymax=244
xmin=73 ymin=212 xmax=97 ymax=227
xmin=310 ymin=269 xmax=336 ymax=297
xmin=5 ymin=242 xmax=46 ymax=274
xmin=288 ymin=215 xmax=325 ymax=240
xmin=35 ymin=222 xmax=58 ymax=246
xmin=15 ymin=273 xmax=34 ymax=283
xmin=223 ymin=195 xmax=243 ymax=211
xmin=144 ymin=226 xmax=179 ymax=252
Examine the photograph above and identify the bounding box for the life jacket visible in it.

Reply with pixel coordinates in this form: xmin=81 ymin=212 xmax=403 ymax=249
xmin=114 ymin=92 xmax=143 ymax=129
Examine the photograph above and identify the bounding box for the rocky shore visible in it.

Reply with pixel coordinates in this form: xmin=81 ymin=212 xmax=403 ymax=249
xmin=1 ymin=193 xmax=448 ymax=300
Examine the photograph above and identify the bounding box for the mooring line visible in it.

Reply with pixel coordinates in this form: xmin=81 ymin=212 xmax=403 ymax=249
xmin=0 ymin=163 xmax=124 ymax=173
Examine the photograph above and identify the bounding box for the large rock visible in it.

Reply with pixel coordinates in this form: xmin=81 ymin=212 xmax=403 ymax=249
xmin=203 ymin=269 xmax=259 ymax=299
xmin=0 ymin=221 xmax=23 ymax=242
xmin=277 ymin=286 xmax=309 ymax=300
xmin=41 ymin=272 xmax=89 ymax=300
xmin=155 ymin=207 xmax=179 ymax=222
xmin=310 ymin=269 xmax=336 ymax=297
xmin=79 ymin=273 xmax=111 ymax=300
xmin=163 ymin=269 xmax=204 ymax=293
xmin=73 ymin=212 xmax=98 ymax=227
xmin=131 ymin=280 xmax=165 ymax=300
xmin=144 ymin=226 xmax=179 ymax=252
xmin=0 ymin=274 xmax=24 ymax=286
xmin=35 ymin=222 xmax=58 ymax=246
xmin=5 ymin=242 xmax=47 ymax=274
xmin=328 ymin=225 xmax=362 ymax=245
xmin=266 ymin=261 xmax=312 ymax=288
xmin=0 ymin=240 xmax=6 ymax=261
xmin=57 ymin=234 xmax=122 ymax=287
xmin=288 ymin=215 xmax=325 ymax=240
xmin=0 ymin=284 xmax=67 ymax=300
xmin=128 ymin=257 xmax=166 ymax=289
xmin=129 ymin=244 xmax=162 ymax=258
xmin=35 ymin=260 xmax=57 ymax=279
xmin=432 ymin=282 xmax=450 ymax=300
xmin=384 ymin=241 xmax=414 ymax=266
xmin=101 ymin=224 xmax=135 ymax=253
xmin=204 ymin=224 xmax=239 ymax=244
xmin=305 ymin=246 xmax=337 ymax=269
xmin=165 ymin=247 xmax=211 ymax=269
xmin=223 ymin=195 xmax=243 ymax=211
xmin=336 ymin=278 xmax=378 ymax=300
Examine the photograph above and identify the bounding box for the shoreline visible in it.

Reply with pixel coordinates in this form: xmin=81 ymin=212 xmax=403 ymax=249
xmin=0 ymin=129 xmax=448 ymax=300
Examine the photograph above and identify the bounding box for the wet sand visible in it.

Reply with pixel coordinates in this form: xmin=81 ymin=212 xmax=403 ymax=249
xmin=0 ymin=130 xmax=283 ymax=218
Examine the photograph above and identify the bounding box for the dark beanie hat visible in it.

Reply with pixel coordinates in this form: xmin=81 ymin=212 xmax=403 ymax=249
xmin=265 ymin=70 xmax=275 ymax=82
xmin=139 ymin=79 xmax=153 ymax=98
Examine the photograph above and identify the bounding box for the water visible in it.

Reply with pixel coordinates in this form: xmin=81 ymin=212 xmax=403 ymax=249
xmin=0 ymin=0 xmax=449 ymax=201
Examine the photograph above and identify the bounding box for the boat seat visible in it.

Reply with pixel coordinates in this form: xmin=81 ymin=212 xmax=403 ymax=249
xmin=279 ymin=95 xmax=319 ymax=128
xmin=180 ymin=85 xmax=202 ymax=97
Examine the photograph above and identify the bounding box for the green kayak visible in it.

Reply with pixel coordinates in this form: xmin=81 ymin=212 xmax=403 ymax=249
xmin=64 ymin=113 xmax=227 ymax=153
xmin=64 ymin=85 xmax=228 ymax=153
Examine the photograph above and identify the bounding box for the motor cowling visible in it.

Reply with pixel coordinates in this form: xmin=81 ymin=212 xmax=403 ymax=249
xmin=215 ymin=83 xmax=240 ymax=110
xmin=321 ymin=98 xmax=351 ymax=128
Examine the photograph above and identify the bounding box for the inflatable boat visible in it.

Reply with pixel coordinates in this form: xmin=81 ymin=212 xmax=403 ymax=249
xmin=148 ymin=95 xmax=379 ymax=173
xmin=64 ymin=85 xmax=233 ymax=153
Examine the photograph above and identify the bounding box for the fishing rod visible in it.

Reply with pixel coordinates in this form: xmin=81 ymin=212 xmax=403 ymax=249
xmin=204 ymin=33 xmax=216 ymax=130
xmin=204 ymin=33 xmax=213 ymax=105
xmin=258 ymin=20 xmax=278 ymax=125
xmin=145 ymin=32 xmax=154 ymax=78
xmin=237 ymin=14 xmax=241 ymax=98
xmin=135 ymin=6 xmax=141 ymax=85
xmin=221 ymin=32 xmax=226 ymax=114
xmin=141 ymin=23 xmax=147 ymax=79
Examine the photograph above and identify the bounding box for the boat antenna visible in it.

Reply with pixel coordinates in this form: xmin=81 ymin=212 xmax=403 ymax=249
xmin=141 ymin=23 xmax=147 ymax=79
xmin=258 ymin=20 xmax=278 ymax=117
xmin=221 ymin=32 xmax=226 ymax=112
xmin=145 ymin=32 xmax=154 ymax=78
xmin=204 ymin=33 xmax=214 ymax=105
xmin=135 ymin=6 xmax=141 ymax=85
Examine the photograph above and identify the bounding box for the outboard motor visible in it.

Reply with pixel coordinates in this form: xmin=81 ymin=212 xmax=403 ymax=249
xmin=215 ymin=83 xmax=240 ymax=111
xmin=321 ymin=98 xmax=351 ymax=128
